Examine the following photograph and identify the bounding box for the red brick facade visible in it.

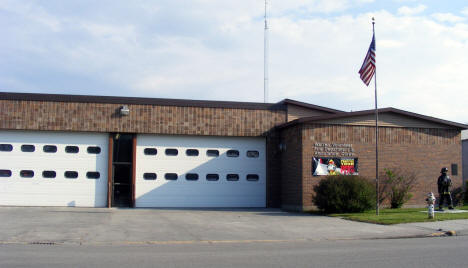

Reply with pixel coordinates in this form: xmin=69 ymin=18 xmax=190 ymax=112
xmin=0 ymin=100 xmax=285 ymax=136
xmin=279 ymin=123 xmax=462 ymax=210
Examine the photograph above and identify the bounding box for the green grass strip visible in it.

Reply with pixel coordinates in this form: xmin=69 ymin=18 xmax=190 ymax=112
xmin=329 ymin=206 xmax=468 ymax=225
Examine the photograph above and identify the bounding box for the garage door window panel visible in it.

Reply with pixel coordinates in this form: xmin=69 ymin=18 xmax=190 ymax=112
xmin=0 ymin=144 xmax=13 ymax=152
xmin=86 ymin=171 xmax=100 ymax=179
xmin=42 ymin=171 xmax=56 ymax=178
xmin=20 ymin=170 xmax=34 ymax=178
xmin=21 ymin=145 xmax=35 ymax=152
xmin=185 ymin=173 xmax=199 ymax=181
xmin=144 ymin=148 xmax=157 ymax=155
xmin=87 ymin=146 xmax=101 ymax=154
xmin=247 ymin=174 xmax=259 ymax=181
xmin=165 ymin=173 xmax=178 ymax=180
xmin=165 ymin=149 xmax=178 ymax=156
xmin=43 ymin=145 xmax=57 ymax=153
xmin=206 ymin=174 xmax=219 ymax=181
xmin=0 ymin=170 xmax=12 ymax=177
xmin=64 ymin=171 xmax=79 ymax=179
xmin=186 ymin=149 xmax=199 ymax=156
xmin=247 ymin=151 xmax=259 ymax=158
xmin=227 ymin=150 xmax=239 ymax=157
xmin=226 ymin=174 xmax=239 ymax=181
xmin=143 ymin=173 xmax=157 ymax=180
xmin=206 ymin=150 xmax=219 ymax=157
xmin=65 ymin=146 xmax=79 ymax=153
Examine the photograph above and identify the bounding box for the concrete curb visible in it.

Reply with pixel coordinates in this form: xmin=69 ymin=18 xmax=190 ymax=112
xmin=0 ymin=231 xmax=462 ymax=246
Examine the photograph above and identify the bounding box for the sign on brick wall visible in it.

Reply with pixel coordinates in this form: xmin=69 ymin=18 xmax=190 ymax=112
xmin=314 ymin=143 xmax=356 ymax=157
xmin=312 ymin=157 xmax=359 ymax=176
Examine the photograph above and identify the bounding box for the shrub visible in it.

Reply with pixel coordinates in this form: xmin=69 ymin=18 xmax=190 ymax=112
xmin=465 ymin=181 xmax=468 ymax=205
xmin=452 ymin=187 xmax=464 ymax=207
xmin=380 ymin=169 xmax=417 ymax=209
xmin=313 ymin=175 xmax=375 ymax=213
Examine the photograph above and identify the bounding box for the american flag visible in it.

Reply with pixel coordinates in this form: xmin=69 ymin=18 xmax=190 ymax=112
xmin=359 ymin=34 xmax=376 ymax=86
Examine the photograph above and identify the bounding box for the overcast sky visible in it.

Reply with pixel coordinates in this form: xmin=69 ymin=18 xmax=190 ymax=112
xmin=1 ymin=0 xmax=468 ymax=123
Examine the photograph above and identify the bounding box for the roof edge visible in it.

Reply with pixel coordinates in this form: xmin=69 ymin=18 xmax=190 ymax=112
xmin=276 ymin=107 xmax=468 ymax=130
xmin=0 ymin=92 xmax=286 ymax=111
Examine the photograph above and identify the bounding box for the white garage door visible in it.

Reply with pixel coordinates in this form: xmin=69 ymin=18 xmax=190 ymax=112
xmin=135 ymin=135 xmax=266 ymax=207
xmin=0 ymin=131 xmax=108 ymax=207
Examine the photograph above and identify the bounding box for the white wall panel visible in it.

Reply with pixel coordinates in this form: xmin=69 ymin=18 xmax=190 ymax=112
xmin=136 ymin=135 xmax=266 ymax=207
xmin=0 ymin=131 xmax=108 ymax=207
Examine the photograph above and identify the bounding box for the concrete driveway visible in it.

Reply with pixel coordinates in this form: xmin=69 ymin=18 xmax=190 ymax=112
xmin=0 ymin=207 xmax=457 ymax=245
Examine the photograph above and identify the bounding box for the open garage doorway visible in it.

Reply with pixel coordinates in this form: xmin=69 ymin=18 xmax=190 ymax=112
xmin=110 ymin=133 xmax=135 ymax=207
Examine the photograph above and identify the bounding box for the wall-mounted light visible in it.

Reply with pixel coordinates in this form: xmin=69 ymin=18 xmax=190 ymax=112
xmin=120 ymin=105 xmax=130 ymax=116
xmin=278 ymin=143 xmax=286 ymax=152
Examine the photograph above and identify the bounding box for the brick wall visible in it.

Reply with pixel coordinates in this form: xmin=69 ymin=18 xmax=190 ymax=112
xmin=0 ymin=100 xmax=286 ymax=137
xmin=463 ymin=140 xmax=468 ymax=188
xmin=266 ymin=131 xmax=282 ymax=207
xmin=279 ymin=125 xmax=303 ymax=210
xmin=300 ymin=124 xmax=462 ymax=210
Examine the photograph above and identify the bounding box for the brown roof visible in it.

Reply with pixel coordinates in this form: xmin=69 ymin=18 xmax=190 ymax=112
xmin=276 ymin=107 xmax=468 ymax=130
xmin=0 ymin=92 xmax=286 ymax=111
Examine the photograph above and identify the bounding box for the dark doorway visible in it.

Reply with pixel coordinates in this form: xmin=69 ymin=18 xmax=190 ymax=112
xmin=111 ymin=133 xmax=134 ymax=207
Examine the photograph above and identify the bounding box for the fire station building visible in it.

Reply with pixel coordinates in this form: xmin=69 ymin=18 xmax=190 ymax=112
xmin=0 ymin=92 xmax=466 ymax=210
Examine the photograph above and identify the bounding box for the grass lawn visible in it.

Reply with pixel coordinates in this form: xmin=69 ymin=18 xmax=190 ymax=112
xmin=329 ymin=205 xmax=468 ymax=225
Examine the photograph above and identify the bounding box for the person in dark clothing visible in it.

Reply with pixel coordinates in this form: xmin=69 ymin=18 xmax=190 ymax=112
xmin=437 ymin=167 xmax=454 ymax=211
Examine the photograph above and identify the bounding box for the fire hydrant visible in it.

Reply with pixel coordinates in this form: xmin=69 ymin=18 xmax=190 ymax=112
xmin=426 ymin=192 xmax=436 ymax=219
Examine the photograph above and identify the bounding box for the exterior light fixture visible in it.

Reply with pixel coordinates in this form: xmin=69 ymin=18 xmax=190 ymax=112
xmin=278 ymin=143 xmax=286 ymax=152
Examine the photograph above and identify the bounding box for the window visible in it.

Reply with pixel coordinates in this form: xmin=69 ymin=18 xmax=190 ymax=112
xmin=206 ymin=150 xmax=219 ymax=157
xmin=247 ymin=151 xmax=260 ymax=158
xmin=0 ymin=144 xmax=13 ymax=152
xmin=0 ymin=170 xmax=12 ymax=177
xmin=86 ymin=171 xmax=100 ymax=179
xmin=185 ymin=173 xmax=199 ymax=181
xmin=65 ymin=146 xmax=79 ymax=153
xmin=87 ymin=146 xmax=101 ymax=154
xmin=451 ymin=164 xmax=458 ymax=176
xmin=144 ymin=148 xmax=157 ymax=155
xmin=143 ymin=173 xmax=157 ymax=180
xmin=64 ymin=171 xmax=78 ymax=179
xmin=226 ymin=174 xmax=239 ymax=181
xmin=165 ymin=173 xmax=178 ymax=180
xmin=43 ymin=145 xmax=57 ymax=153
xmin=206 ymin=174 xmax=219 ymax=181
xmin=21 ymin=145 xmax=35 ymax=152
xmin=165 ymin=149 xmax=178 ymax=156
xmin=42 ymin=170 xmax=56 ymax=178
xmin=20 ymin=170 xmax=34 ymax=178
xmin=246 ymin=174 xmax=259 ymax=181
xmin=227 ymin=150 xmax=239 ymax=157
xmin=186 ymin=149 xmax=199 ymax=156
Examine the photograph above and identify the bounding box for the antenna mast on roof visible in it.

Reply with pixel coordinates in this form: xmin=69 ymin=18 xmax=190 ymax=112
xmin=264 ymin=0 xmax=269 ymax=103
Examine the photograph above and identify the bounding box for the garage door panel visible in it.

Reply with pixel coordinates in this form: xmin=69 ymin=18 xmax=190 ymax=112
xmin=0 ymin=131 xmax=108 ymax=207
xmin=136 ymin=135 xmax=266 ymax=207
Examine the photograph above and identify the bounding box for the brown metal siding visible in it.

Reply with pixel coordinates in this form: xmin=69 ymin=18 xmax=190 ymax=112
xmin=315 ymin=113 xmax=452 ymax=129
xmin=287 ymin=104 xmax=335 ymax=122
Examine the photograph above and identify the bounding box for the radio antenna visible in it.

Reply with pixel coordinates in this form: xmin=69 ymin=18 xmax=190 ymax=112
xmin=264 ymin=0 xmax=269 ymax=103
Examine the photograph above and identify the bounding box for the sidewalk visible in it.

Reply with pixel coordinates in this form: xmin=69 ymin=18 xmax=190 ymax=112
xmin=0 ymin=207 xmax=466 ymax=245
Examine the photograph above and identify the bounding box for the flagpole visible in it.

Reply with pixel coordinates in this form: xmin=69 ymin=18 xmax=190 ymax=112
xmin=372 ymin=17 xmax=379 ymax=216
